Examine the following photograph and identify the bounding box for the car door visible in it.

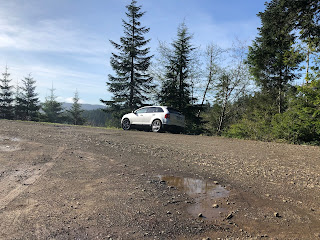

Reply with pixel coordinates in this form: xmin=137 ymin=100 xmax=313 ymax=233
xmin=143 ymin=107 xmax=157 ymax=125
xmin=131 ymin=107 xmax=148 ymax=125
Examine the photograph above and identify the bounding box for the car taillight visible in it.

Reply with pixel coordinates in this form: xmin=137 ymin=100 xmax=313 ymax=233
xmin=165 ymin=113 xmax=170 ymax=119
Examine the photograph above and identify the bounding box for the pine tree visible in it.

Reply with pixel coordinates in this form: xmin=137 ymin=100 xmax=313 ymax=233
xmin=283 ymin=0 xmax=320 ymax=83
xmin=157 ymin=23 xmax=205 ymax=133
xmin=41 ymin=86 xmax=63 ymax=123
xmin=0 ymin=66 xmax=14 ymax=119
xmin=14 ymin=81 xmax=24 ymax=120
xmin=247 ymin=0 xmax=304 ymax=113
xmin=101 ymin=0 xmax=153 ymax=113
xmin=15 ymin=74 xmax=40 ymax=121
xmin=68 ymin=90 xmax=85 ymax=125
xmin=158 ymin=23 xmax=195 ymax=113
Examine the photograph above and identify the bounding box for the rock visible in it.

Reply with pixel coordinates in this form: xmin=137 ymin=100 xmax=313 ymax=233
xmin=166 ymin=211 xmax=171 ymax=214
xmin=198 ymin=213 xmax=203 ymax=217
xmin=314 ymin=233 xmax=320 ymax=238
xmin=274 ymin=212 xmax=280 ymax=218
xmin=212 ymin=204 xmax=219 ymax=208
xmin=226 ymin=213 xmax=233 ymax=219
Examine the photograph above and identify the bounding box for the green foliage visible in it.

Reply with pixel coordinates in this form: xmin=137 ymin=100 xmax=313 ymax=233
xmin=41 ymin=87 xmax=63 ymax=123
xmin=82 ymin=109 xmax=111 ymax=127
xmin=225 ymin=93 xmax=277 ymax=141
xmin=157 ymin=23 xmax=203 ymax=133
xmin=158 ymin=23 xmax=194 ymax=112
xmin=15 ymin=74 xmax=40 ymax=121
xmin=202 ymin=103 xmax=222 ymax=134
xmin=0 ymin=66 xmax=14 ymax=119
xmin=68 ymin=90 xmax=85 ymax=125
xmin=282 ymin=0 xmax=320 ymax=44
xmin=101 ymin=0 xmax=154 ymax=113
xmin=272 ymin=79 xmax=320 ymax=144
xmin=247 ymin=0 xmax=304 ymax=113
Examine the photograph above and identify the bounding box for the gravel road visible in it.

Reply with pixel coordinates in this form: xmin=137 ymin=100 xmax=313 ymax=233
xmin=0 ymin=120 xmax=320 ymax=239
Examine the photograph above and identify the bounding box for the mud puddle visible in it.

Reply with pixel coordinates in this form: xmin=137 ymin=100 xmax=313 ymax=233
xmin=159 ymin=175 xmax=229 ymax=220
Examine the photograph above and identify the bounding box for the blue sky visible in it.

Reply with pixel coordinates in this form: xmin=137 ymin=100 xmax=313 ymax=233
xmin=0 ymin=0 xmax=267 ymax=105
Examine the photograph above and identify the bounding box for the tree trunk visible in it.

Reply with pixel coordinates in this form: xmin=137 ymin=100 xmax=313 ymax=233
xmin=306 ymin=46 xmax=310 ymax=84
xmin=198 ymin=53 xmax=214 ymax=118
xmin=217 ymin=89 xmax=228 ymax=136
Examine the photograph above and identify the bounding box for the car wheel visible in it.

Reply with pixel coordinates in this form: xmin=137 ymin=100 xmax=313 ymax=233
xmin=122 ymin=118 xmax=131 ymax=130
xmin=151 ymin=119 xmax=162 ymax=133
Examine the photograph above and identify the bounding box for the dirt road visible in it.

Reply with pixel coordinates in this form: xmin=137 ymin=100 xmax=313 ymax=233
xmin=1 ymin=120 xmax=320 ymax=239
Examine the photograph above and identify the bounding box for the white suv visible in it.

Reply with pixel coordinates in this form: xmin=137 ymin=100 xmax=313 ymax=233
xmin=121 ymin=106 xmax=185 ymax=133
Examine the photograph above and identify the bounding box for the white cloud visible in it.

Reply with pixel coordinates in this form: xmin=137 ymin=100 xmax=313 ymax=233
xmin=0 ymin=17 xmax=107 ymax=55
xmin=0 ymin=0 xmax=109 ymax=56
xmin=60 ymin=97 xmax=85 ymax=104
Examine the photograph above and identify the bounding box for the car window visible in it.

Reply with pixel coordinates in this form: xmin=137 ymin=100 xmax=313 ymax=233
xmin=146 ymin=107 xmax=156 ymax=113
xmin=155 ymin=107 xmax=164 ymax=112
xmin=135 ymin=108 xmax=148 ymax=114
xmin=167 ymin=107 xmax=181 ymax=115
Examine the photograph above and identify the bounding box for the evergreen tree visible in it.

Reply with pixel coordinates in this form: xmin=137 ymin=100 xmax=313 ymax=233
xmin=14 ymin=81 xmax=24 ymax=120
xmin=158 ymin=23 xmax=203 ymax=133
xmin=0 ymin=66 xmax=14 ymax=119
xmin=41 ymin=86 xmax=63 ymax=123
xmin=68 ymin=90 xmax=85 ymax=125
xmin=283 ymin=0 xmax=320 ymax=44
xmin=15 ymin=74 xmax=40 ymax=121
xmin=247 ymin=0 xmax=304 ymax=113
xmin=283 ymin=0 xmax=320 ymax=83
xmin=101 ymin=0 xmax=153 ymax=114
xmin=158 ymin=22 xmax=195 ymax=113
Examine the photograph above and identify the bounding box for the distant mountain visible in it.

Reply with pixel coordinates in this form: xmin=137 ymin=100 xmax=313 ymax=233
xmin=61 ymin=102 xmax=106 ymax=111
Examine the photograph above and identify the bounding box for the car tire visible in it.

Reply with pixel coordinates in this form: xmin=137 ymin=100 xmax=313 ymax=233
xmin=122 ymin=118 xmax=131 ymax=130
xmin=151 ymin=119 xmax=162 ymax=133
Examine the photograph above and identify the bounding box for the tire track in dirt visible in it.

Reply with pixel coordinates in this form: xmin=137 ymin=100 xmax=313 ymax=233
xmin=0 ymin=146 xmax=65 ymax=211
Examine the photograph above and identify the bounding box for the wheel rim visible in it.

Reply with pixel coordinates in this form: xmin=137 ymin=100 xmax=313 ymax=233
xmin=122 ymin=119 xmax=130 ymax=130
xmin=152 ymin=120 xmax=161 ymax=132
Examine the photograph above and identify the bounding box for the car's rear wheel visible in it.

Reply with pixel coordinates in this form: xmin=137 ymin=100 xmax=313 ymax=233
xmin=122 ymin=118 xmax=131 ymax=130
xmin=151 ymin=119 xmax=162 ymax=133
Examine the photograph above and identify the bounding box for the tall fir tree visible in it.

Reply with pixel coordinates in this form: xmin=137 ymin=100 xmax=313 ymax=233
xmin=41 ymin=86 xmax=63 ymax=123
xmin=14 ymin=80 xmax=24 ymax=120
xmin=15 ymin=74 xmax=40 ymax=121
xmin=101 ymin=0 xmax=153 ymax=114
xmin=0 ymin=66 xmax=14 ymax=119
xmin=247 ymin=0 xmax=304 ymax=113
xmin=158 ymin=22 xmax=195 ymax=113
xmin=283 ymin=0 xmax=320 ymax=83
xmin=68 ymin=90 xmax=85 ymax=125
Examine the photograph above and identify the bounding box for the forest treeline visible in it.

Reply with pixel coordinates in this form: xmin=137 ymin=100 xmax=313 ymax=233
xmin=1 ymin=0 xmax=319 ymax=145
xmin=0 ymin=69 xmax=108 ymax=126
xmin=101 ymin=0 xmax=320 ymax=145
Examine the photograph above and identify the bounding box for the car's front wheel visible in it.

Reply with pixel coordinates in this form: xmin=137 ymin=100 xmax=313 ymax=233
xmin=122 ymin=118 xmax=131 ymax=130
xmin=151 ymin=119 xmax=162 ymax=133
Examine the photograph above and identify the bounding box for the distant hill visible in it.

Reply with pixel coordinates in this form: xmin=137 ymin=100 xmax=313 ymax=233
xmin=62 ymin=102 xmax=106 ymax=111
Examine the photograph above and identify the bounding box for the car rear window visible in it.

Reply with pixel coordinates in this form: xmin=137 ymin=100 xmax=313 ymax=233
xmin=155 ymin=107 xmax=164 ymax=112
xmin=167 ymin=107 xmax=182 ymax=115
xmin=146 ymin=107 xmax=164 ymax=113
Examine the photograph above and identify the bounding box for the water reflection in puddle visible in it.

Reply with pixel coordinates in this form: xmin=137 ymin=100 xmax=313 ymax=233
xmin=159 ymin=175 xmax=229 ymax=220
